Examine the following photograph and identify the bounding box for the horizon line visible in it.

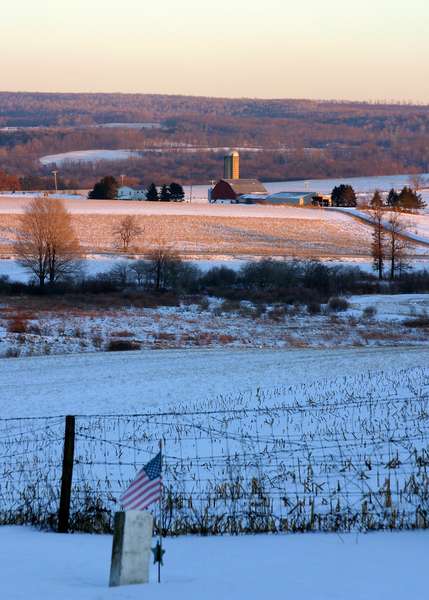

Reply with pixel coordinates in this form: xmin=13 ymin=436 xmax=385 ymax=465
xmin=0 ymin=89 xmax=428 ymax=108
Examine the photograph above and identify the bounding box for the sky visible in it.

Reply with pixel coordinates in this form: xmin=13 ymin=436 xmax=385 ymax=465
xmin=1 ymin=0 xmax=429 ymax=102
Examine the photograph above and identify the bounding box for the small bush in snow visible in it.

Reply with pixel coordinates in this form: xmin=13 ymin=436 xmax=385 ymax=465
xmin=328 ymin=297 xmax=349 ymax=312
xmin=363 ymin=306 xmax=377 ymax=319
xmin=106 ymin=339 xmax=141 ymax=352
xmin=5 ymin=347 xmax=20 ymax=358
xmin=307 ymin=302 xmax=321 ymax=315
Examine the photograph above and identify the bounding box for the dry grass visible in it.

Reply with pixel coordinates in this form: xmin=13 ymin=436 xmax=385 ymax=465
xmin=7 ymin=317 xmax=28 ymax=334
xmin=0 ymin=212 xmax=375 ymax=258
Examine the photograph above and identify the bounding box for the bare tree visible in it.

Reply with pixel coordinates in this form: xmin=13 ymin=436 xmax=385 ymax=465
xmin=408 ymin=174 xmax=428 ymax=192
xmin=386 ymin=208 xmax=410 ymax=280
xmin=112 ymin=216 xmax=143 ymax=252
xmin=145 ymin=242 xmax=180 ymax=291
xmin=369 ymin=204 xmax=386 ymax=280
xmin=15 ymin=197 xmax=83 ymax=287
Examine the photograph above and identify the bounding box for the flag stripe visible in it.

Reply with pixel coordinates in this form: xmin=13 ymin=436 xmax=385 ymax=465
xmin=121 ymin=478 xmax=159 ymax=507
xmin=120 ymin=474 xmax=150 ymax=503
xmin=127 ymin=483 xmax=161 ymax=510
xmin=120 ymin=470 xmax=149 ymax=497
xmin=130 ymin=481 xmax=161 ymax=503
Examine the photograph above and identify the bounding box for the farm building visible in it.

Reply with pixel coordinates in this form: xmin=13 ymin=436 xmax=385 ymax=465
xmin=238 ymin=191 xmax=330 ymax=206
xmin=264 ymin=191 xmax=316 ymax=206
xmin=117 ymin=186 xmax=147 ymax=200
xmin=210 ymin=179 xmax=268 ymax=203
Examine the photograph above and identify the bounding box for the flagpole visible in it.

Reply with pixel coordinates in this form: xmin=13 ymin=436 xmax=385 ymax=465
xmin=158 ymin=438 xmax=163 ymax=584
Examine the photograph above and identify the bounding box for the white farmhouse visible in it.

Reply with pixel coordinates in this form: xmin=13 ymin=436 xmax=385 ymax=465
xmin=117 ymin=186 xmax=147 ymax=201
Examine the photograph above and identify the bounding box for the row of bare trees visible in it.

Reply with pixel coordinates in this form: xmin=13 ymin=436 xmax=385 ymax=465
xmin=369 ymin=202 xmax=412 ymax=280
xmin=14 ymin=198 xmax=173 ymax=289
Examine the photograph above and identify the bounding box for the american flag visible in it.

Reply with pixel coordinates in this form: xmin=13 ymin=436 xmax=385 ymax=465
xmin=120 ymin=451 xmax=162 ymax=511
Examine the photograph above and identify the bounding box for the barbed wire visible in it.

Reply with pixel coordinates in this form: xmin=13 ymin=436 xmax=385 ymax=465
xmin=0 ymin=388 xmax=428 ymax=534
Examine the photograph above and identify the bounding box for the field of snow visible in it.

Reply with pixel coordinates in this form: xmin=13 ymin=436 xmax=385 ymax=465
xmin=331 ymin=207 xmax=429 ymax=246
xmin=0 ymin=194 xmax=365 ymax=217
xmin=40 ymin=149 xmax=141 ymax=165
xmin=1 ymin=345 xmax=428 ymax=418
xmin=1 ymin=526 xmax=427 ymax=600
xmin=349 ymin=293 xmax=429 ymax=319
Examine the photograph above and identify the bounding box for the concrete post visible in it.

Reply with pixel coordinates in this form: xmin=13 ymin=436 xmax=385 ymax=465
xmin=109 ymin=511 xmax=153 ymax=587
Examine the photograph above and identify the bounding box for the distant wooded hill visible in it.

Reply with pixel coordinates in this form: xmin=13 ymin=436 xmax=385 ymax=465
xmin=0 ymin=92 xmax=428 ymax=188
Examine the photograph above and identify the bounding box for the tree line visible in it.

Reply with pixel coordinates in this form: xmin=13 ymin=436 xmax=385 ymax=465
xmin=330 ymin=183 xmax=426 ymax=209
xmin=87 ymin=176 xmax=185 ymax=201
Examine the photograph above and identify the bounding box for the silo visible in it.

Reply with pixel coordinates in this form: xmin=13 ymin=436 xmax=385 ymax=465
xmin=224 ymin=151 xmax=240 ymax=179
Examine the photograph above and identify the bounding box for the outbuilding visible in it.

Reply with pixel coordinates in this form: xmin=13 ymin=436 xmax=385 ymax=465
xmin=117 ymin=186 xmax=147 ymax=201
xmin=264 ymin=191 xmax=316 ymax=206
xmin=210 ymin=179 xmax=268 ymax=203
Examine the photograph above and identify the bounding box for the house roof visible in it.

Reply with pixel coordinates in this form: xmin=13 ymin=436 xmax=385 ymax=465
xmin=118 ymin=185 xmax=146 ymax=192
xmin=222 ymin=179 xmax=268 ymax=196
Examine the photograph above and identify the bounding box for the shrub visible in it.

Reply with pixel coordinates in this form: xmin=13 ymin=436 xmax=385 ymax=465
xmin=327 ymin=297 xmax=349 ymax=312
xmin=220 ymin=299 xmax=241 ymax=313
xmin=403 ymin=316 xmax=429 ymax=328
xmin=5 ymin=347 xmax=20 ymax=358
xmin=27 ymin=323 xmax=42 ymax=335
xmin=111 ymin=330 xmax=133 ymax=338
xmin=362 ymin=306 xmax=377 ymax=319
xmin=201 ymin=266 xmax=238 ymax=289
xmin=7 ymin=317 xmax=27 ymax=334
xmin=307 ymin=302 xmax=321 ymax=315
xmin=198 ymin=297 xmax=210 ymax=312
xmin=106 ymin=339 xmax=142 ymax=352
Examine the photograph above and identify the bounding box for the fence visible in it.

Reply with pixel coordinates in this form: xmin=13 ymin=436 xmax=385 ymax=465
xmin=1 ymin=390 xmax=429 ymax=534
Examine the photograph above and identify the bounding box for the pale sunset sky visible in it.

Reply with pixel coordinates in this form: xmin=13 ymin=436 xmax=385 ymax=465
xmin=1 ymin=0 xmax=428 ymax=101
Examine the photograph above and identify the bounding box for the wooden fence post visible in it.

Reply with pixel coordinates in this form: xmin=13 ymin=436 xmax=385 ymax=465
xmin=58 ymin=415 xmax=75 ymax=533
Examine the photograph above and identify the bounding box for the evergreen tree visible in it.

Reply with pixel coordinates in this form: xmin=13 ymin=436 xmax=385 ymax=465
xmin=386 ymin=188 xmax=399 ymax=207
xmin=331 ymin=184 xmax=357 ymax=207
xmin=169 ymin=182 xmax=185 ymax=201
xmin=159 ymin=184 xmax=171 ymax=201
xmin=146 ymin=182 xmax=159 ymax=201
xmin=397 ymin=186 xmax=426 ymax=210
xmin=88 ymin=176 xmax=118 ymax=200
xmin=369 ymin=190 xmax=383 ymax=208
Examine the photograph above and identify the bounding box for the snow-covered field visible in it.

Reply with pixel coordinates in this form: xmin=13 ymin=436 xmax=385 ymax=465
xmin=331 ymin=207 xmax=429 ymax=245
xmin=1 ymin=527 xmax=427 ymax=600
xmin=1 ymin=345 xmax=428 ymax=417
xmin=0 ymin=204 xmax=381 ymax=259
xmin=40 ymin=149 xmax=142 ymax=165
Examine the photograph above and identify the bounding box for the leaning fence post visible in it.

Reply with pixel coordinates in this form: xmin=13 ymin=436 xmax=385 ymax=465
xmin=58 ymin=415 xmax=76 ymax=533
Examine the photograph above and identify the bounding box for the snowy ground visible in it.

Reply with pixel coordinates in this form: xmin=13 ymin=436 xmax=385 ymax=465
xmin=1 ymin=292 xmax=429 ymax=359
xmin=330 ymin=207 xmax=429 ymax=245
xmin=1 ymin=526 xmax=427 ymax=600
xmin=1 ymin=345 xmax=429 ymax=417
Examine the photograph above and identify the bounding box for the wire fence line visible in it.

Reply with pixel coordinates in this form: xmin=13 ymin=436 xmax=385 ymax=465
xmin=0 ymin=391 xmax=428 ymax=535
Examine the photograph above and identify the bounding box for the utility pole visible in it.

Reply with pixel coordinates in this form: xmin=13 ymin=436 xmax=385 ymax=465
xmin=52 ymin=170 xmax=58 ymax=193
xmin=120 ymin=174 xmax=125 ymax=186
